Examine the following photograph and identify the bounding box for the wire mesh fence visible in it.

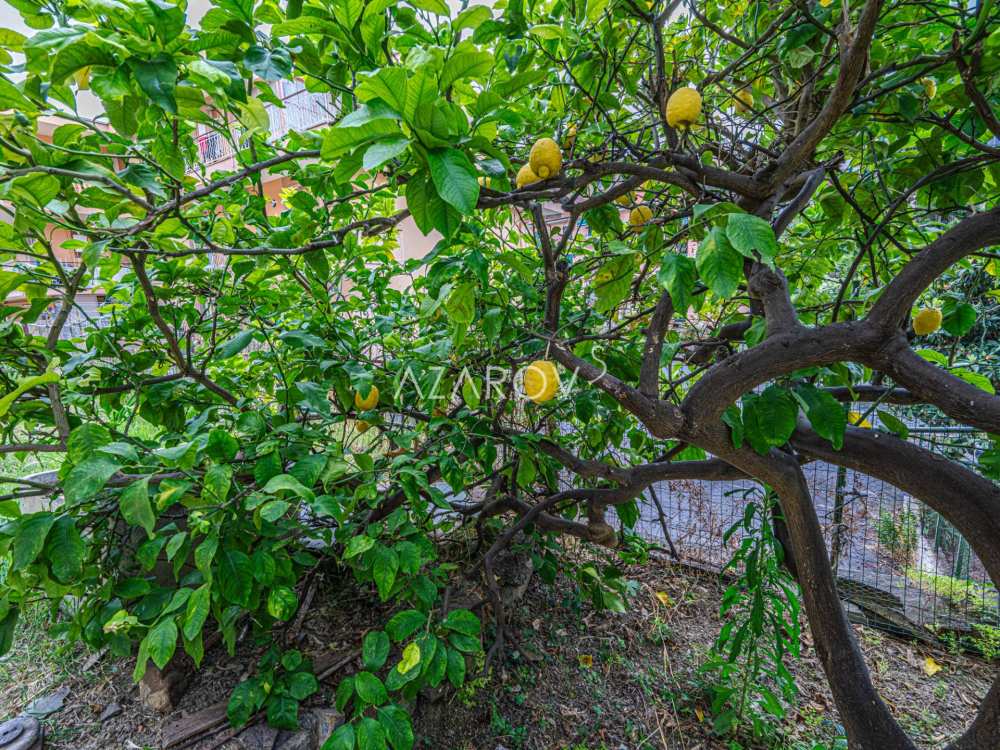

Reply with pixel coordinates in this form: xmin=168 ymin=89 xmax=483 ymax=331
xmin=627 ymin=420 xmax=998 ymax=640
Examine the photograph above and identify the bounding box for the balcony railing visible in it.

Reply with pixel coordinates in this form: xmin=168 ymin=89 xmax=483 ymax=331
xmin=195 ymin=88 xmax=336 ymax=166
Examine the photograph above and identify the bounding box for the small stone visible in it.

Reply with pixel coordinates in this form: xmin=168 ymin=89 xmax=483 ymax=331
xmin=310 ymin=708 xmax=343 ymax=747
xmin=99 ymin=702 xmax=122 ymax=722
xmin=237 ymin=722 xmax=279 ymax=750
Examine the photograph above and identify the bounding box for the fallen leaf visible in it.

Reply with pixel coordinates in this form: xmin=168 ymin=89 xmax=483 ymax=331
xmin=578 ymin=654 xmax=593 ymax=668
xmin=923 ymin=656 xmax=943 ymax=677
xmin=654 ymin=591 xmax=672 ymax=606
xmin=26 ymin=686 xmax=70 ymax=717
xmin=695 ymin=706 xmax=705 ymax=722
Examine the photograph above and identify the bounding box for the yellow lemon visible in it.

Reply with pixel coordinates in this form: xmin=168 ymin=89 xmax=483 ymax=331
xmin=614 ymin=192 xmax=634 ymax=206
xmin=848 ymin=411 xmax=872 ymax=429
xmin=913 ymin=307 xmax=942 ymax=335
xmin=529 ymin=137 xmax=562 ymax=179
xmin=523 ymin=360 xmax=559 ymax=404
xmin=563 ymin=124 xmax=577 ymax=149
xmin=920 ymin=77 xmax=937 ymax=99
xmin=354 ymin=386 xmax=379 ymax=410
xmin=629 ymin=205 xmax=654 ymax=228
xmin=516 ymin=163 xmax=541 ymax=188
xmin=734 ymin=88 xmax=754 ymax=114
xmin=356 ymin=420 xmax=371 ymax=433
xmin=665 ymin=87 xmax=702 ymax=128
xmin=73 ymin=66 xmax=91 ymax=90
xmin=819 ymin=0 xmax=832 ymax=6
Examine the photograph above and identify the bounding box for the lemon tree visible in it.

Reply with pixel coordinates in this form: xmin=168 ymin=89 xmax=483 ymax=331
xmin=0 ymin=0 xmax=999 ymax=748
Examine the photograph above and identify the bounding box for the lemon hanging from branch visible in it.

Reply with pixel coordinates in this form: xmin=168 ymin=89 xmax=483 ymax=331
xmin=516 ymin=163 xmax=541 ymax=188
xmin=913 ymin=307 xmax=942 ymax=336
xmin=354 ymin=385 xmax=379 ymax=410
xmin=528 ymin=137 xmax=562 ymax=179
xmin=523 ymin=360 xmax=560 ymax=404
xmin=734 ymin=88 xmax=754 ymax=114
xmin=629 ymin=205 xmax=654 ymax=228
xmin=665 ymin=87 xmax=702 ymax=128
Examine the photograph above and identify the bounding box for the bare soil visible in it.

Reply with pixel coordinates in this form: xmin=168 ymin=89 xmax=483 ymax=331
xmin=1 ymin=557 xmax=994 ymax=750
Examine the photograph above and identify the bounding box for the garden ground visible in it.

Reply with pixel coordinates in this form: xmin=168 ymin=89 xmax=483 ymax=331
xmin=0 ymin=556 xmax=993 ymax=750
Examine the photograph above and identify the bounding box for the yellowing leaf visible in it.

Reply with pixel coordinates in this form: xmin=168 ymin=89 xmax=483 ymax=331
xmin=654 ymin=591 xmax=671 ymax=606
xmin=695 ymin=706 xmax=705 ymax=722
xmin=923 ymin=656 xmax=942 ymax=677
xmin=399 ymin=642 xmax=421 ymax=674
xmin=848 ymin=410 xmax=872 ymax=429
xmin=578 ymin=654 xmax=593 ymax=668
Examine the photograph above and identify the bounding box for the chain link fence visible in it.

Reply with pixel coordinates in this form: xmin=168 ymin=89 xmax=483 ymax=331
xmin=628 ymin=420 xmax=998 ymax=641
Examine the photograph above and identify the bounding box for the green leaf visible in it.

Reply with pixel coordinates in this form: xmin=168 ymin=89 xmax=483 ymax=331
xmin=355 ymin=671 xmax=388 ymax=705
xmin=363 ymin=630 xmax=391 ymax=670
xmin=0 ymin=370 xmax=60 ymax=418
xmin=355 ymin=68 xmax=408 ymax=114
xmin=321 ymin=120 xmax=400 ymax=160
xmin=339 ymin=100 xmax=402 ymax=127
xmin=217 ymin=329 xmax=255 ymax=359
xmin=722 ymin=405 xmax=744 ymax=449
xmin=64 ymin=454 xmax=121 ymax=504
xmin=696 ymin=227 xmax=743 ymax=299
xmin=442 ymin=609 xmax=480 ymax=636
xmin=267 ymin=695 xmax=299 ymax=730
xmin=372 ymin=545 xmax=399 ymax=601
xmin=407 ymin=0 xmax=448 ymax=14
xmin=793 ymin=384 xmax=847 ymax=450
xmin=357 ymin=716 xmax=388 ymax=750
xmin=128 ymin=55 xmax=178 ymax=113
xmin=243 ymin=45 xmax=292 ymax=80
xmin=742 ymin=386 xmax=798 ymax=455
xmin=206 ymin=429 xmax=239 ymax=461
xmin=444 ymin=281 xmax=477 ymax=328
xmin=288 ymin=671 xmax=319 ymax=700
xmin=51 ymin=39 xmax=116 ymax=84
xmin=876 ymin=410 xmax=910 ymax=439
xmin=345 ymin=533 xmax=375 ymax=559
xmin=385 ymin=609 xmax=426 ymax=641
xmin=146 ymin=617 xmax=178 ymax=670
xmin=426 ymin=148 xmax=479 ymax=214
xmin=0 ymin=77 xmax=33 ymax=111
xmin=725 ymin=213 xmax=778 ymax=262
xmin=119 ymin=478 xmax=155 ymax=538
xmin=657 ymin=253 xmax=697 ymax=313
xmin=363 ymin=137 xmax=409 ymax=171
xmin=446 ymin=648 xmax=466 ymax=688
xmin=12 ymin=512 xmax=56 ymax=571
xmin=377 ymin=705 xmax=414 ymax=750
xmin=267 ymin=586 xmax=299 ymax=621
xmin=184 ymin=584 xmax=211 ymax=641
xmin=440 ymin=50 xmax=493 ymax=91
xmin=322 ymin=723 xmax=355 ymax=750
xmin=593 ymin=253 xmax=636 ymax=314
xmin=228 ymin=678 xmax=266 ymax=727
xmin=218 ymin=548 xmax=253 ymax=606
xmin=44 ymin=515 xmax=85 ymax=583
xmin=942 ymin=299 xmax=977 ymax=336
xmin=201 ymin=463 xmax=233 ymax=505
xmin=0 ymin=606 xmax=18 ymax=658
xmin=261 ymin=473 xmax=315 ymax=501
xmin=453 ymin=5 xmax=492 ymax=30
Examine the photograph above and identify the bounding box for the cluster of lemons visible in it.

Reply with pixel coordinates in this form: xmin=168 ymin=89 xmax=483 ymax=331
xmin=516 ymin=137 xmax=563 ymax=188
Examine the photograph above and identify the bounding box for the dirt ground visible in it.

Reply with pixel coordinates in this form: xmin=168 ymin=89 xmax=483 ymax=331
xmin=1 ymin=557 xmax=994 ymax=750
